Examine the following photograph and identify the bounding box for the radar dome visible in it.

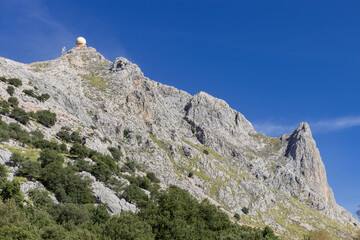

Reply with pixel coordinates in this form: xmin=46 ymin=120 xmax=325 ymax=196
xmin=76 ymin=37 xmax=86 ymax=47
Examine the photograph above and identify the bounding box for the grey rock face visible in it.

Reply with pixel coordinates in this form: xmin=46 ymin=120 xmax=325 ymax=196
xmin=0 ymin=46 xmax=358 ymax=238
xmin=79 ymin=172 xmax=137 ymax=215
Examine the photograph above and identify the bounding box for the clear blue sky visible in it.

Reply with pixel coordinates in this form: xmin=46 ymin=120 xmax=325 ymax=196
xmin=0 ymin=0 xmax=359 ymax=217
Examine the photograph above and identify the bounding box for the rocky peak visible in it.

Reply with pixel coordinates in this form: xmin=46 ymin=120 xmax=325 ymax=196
xmin=285 ymin=122 xmax=335 ymax=206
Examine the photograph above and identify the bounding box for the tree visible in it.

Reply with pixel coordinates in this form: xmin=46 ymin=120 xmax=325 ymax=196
xmin=0 ymin=164 xmax=7 ymax=179
xmin=38 ymin=149 xmax=64 ymax=168
xmin=105 ymin=211 xmax=154 ymax=240
xmin=35 ymin=110 xmax=56 ymax=127
xmin=10 ymin=108 xmax=30 ymax=124
xmin=70 ymin=144 xmax=90 ymax=158
xmin=10 ymin=152 xmax=26 ymax=167
xmin=18 ymin=160 xmax=41 ymax=180
xmin=6 ymin=86 xmax=14 ymax=95
xmin=7 ymin=78 xmax=22 ymax=87
xmin=0 ymin=180 xmax=23 ymax=204
xmin=8 ymin=97 xmax=19 ymax=107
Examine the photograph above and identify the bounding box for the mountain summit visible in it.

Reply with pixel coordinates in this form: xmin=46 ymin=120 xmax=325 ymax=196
xmin=0 ymin=42 xmax=358 ymax=239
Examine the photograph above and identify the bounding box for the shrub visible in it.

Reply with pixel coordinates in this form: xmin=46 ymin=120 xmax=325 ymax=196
xmin=10 ymin=107 xmax=30 ymax=124
xmin=123 ymin=129 xmax=130 ymax=138
xmin=105 ymin=211 xmax=154 ymax=240
xmin=35 ymin=110 xmax=57 ymax=127
xmin=56 ymin=130 xmax=71 ymax=142
xmin=10 ymin=152 xmax=26 ymax=167
xmin=120 ymin=161 xmax=136 ymax=173
xmin=107 ymin=146 xmax=122 ymax=161
xmin=90 ymin=204 xmax=110 ymax=225
xmin=8 ymin=97 xmax=19 ymax=107
xmin=0 ymin=180 xmax=23 ymax=204
xmin=234 ymin=213 xmax=240 ymax=221
xmin=146 ymin=172 xmax=160 ymax=183
xmin=70 ymin=131 xmax=82 ymax=144
xmin=0 ymin=76 xmax=6 ymax=82
xmin=7 ymin=78 xmax=22 ymax=87
xmin=121 ymin=184 xmax=148 ymax=204
xmin=6 ymin=86 xmax=14 ymax=95
xmin=188 ymin=172 xmax=194 ymax=178
xmin=18 ymin=160 xmax=41 ymax=180
xmin=28 ymin=189 xmax=53 ymax=208
xmin=0 ymin=100 xmax=9 ymax=108
xmin=241 ymin=207 xmax=249 ymax=214
xmin=0 ymin=164 xmax=7 ymax=179
xmin=36 ymin=93 xmax=50 ymax=102
xmin=70 ymin=143 xmax=90 ymax=158
xmin=203 ymin=149 xmax=209 ymax=155
xmin=23 ymin=89 xmax=36 ymax=98
xmin=91 ymin=162 xmax=111 ymax=182
xmin=38 ymin=149 xmax=64 ymax=168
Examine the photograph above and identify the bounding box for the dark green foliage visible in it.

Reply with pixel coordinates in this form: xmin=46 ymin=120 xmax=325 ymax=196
xmin=23 ymin=89 xmax=50 ymax=102
xmin=107 ymin=146 xmax=122 ymax=160
xmin=8 ymin=97 xmax=19 ymax=107
xmin=203 ymin=149 xmax=209 ymax=155
xmin=70 ymin=131 xmax=82 ymax=144
xmin=122 ymin=184 xmax=148 ymax=204
xmin=188 ymin=172 xmax=194 ymax=178
xmin=7 ymin=122 xmax=32 ymax=144
xmin=40 ymin=161 xmax=94 ymax=204
xmin=56 ymin=130 xmax=71 ymax=142
xmin=0 ymin=76 xmax=6 ymax=82
xmin=120 ymin=160 xmax=136 ymax=173
xmin=10 ymin=152 xmax=26 ymax=167
xmin=90 ymin=204 xmax=110 ymax=225
xmin=75 ymin=158 xmax=92 ymax=172
xmin=123 ymin=129 xmax=130 ymax=138
xmin=23 ymin=89 xmax=36 ymax=98
xmin=234 ymin=213 xmax=241 ymax=221
xmin=28 ymin=189 xmax=53 ymax=208
xmin=30 ymin=130 xmax=44 ymax=140
xmin=33 ymin=139 xmax=61 ymax=152
xmin=0 ymin=164 xmax=7 ymax=179
xmin=60 ymin=143 xmax=68 ymax=153
xmin=36 ymin=93 xmax=50 ymax=102
xmin=241 ymin=207 xmax=249 ymax=214
xmin=34 ymin=110 xmax=56 ymax=127
xmin=18 ymin=160 xmax=41 ymax=179
xmin=105 ymin=211 xmax=154 ymax=240
xmin=91 ymin=162 xmax=111 ymax=182
xmin=0 ymin=180 xmax=23 ymax=204
xmin=10 ymin=107 xmax=30 ymax=124
xmin=0 ymin=101 xmax=10 ymax=115
xmin=39 ymin=149 xmax=64 ymax=168
xmin=70 ymin=143 xmax=90 ymax=157
xmin=6 ymin=85 xmax=15 ymax=95
xmin=7 ymin=78 xmax=22 ymax=87
xmin=146 ymin=172 xmax=160 ymax=183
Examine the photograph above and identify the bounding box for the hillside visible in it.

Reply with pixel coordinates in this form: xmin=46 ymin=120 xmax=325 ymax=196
xmin=0 ymin=42 xmax=358 ymax=239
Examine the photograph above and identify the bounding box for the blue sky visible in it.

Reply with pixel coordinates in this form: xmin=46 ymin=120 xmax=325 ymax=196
xmin=0 ymin=0 xmax=359 ymax=216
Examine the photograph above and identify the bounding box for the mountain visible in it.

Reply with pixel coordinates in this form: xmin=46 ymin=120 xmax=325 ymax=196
xmin=0 ymin=43 xmax=358 ymax=239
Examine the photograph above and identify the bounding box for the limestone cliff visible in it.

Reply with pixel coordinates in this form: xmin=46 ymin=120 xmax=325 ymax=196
xmin=0 ymin=46 xmax=358 ymax=239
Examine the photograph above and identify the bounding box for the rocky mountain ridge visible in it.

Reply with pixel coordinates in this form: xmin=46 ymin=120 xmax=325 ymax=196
xmin=0 ymin=45 xmax=358 ymax=239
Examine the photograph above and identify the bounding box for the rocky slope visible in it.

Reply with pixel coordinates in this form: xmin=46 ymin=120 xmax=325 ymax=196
xmin=0 ymin=44 xmax=358 ymax=239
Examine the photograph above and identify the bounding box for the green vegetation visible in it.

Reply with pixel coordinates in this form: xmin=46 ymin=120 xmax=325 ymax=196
xmin=6 ymin=86 xmax=15 ymax=95
xmin=10 ymin=108 xmax=30 ymax=125
xmin=56 ymin=128 xmax=82 ymax=144
xmin=107 ymin=146 xmax=122 ymax=160
xmin=23 ymin=89 xmax=50 ymax=102
xmin=35 ymin=110 xmax=56 ymax=127
xmin=303 ymin=229 xmax=332 ymax=240
xmin=8 ymin=97 xmax=19 ymax=107
xmin=242 ymin=207 xmax=249 ymax=214
xmin=234 ymin=213 xmax=241 ymax=221
xmin=7 ymin=78 xmax=22 ymax=87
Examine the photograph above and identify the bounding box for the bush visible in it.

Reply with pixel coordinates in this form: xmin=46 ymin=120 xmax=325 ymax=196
xmin=123 ymin=129 xmax=130 ymax=138
xmin=8 ymin=97 xmax=19 ymax=107
xmin=107 ymin=147 xmax=122 ymax=161
xmin=146 ymin=172 xmax=160 ymax=183
xmin=234 ymin=213 xmax=240 ymax=221
xmin=23 ymin=89 xmax=36 ymax=97
xmin=6 ymin=86 xmax=14 ymax=95
xmin=0 ymin=164 xmax=7 ymax=179
xmin=91 ymin=162 xmax=111 ymax=182
xmin=241 ymin=207 xmax=249 ymax=214
xmin=105 ymin=211 xmax=154 ymax=240
xmin=203 ymin=149 xmax=209 ymax=155
xmin=18 ymin=160 xmax=41 ymax=180
xmin=38 ymin=149 xmax=64 ymax=168
xmin=28 ymin=189 xmax=53 ymax=208
xmin=122 ymin=184 xmax=148 ymax=204
xmin=56 ymin=130 xmax=71 ymax=142
xmin=188 ymin=172 xmax=194 ymax=178
xmin=10 ymin=152 xmax=26 ymax=167
xmin=70 ymin=144 xmax=90 ymax=158
xmin=120 ymin=161 xmax=136 ymax=173
xmin=70 ymin=131 xmax=82 ymax=144
xmin=35 ymin=110 xmax=56 ymax=127
xmin=0 ymin=180 xmax=23 ymax=204
xmin=10 ymin=107 xmax=30 ymax=124
xmin=37 ymin=93 xmax=50 ymax=102
xmin=7 ymin=78 xmax=22 ymax=87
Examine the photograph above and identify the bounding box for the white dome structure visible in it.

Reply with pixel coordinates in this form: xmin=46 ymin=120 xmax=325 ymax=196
xmin=75 ymin=37 xmax=86 ymax=47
